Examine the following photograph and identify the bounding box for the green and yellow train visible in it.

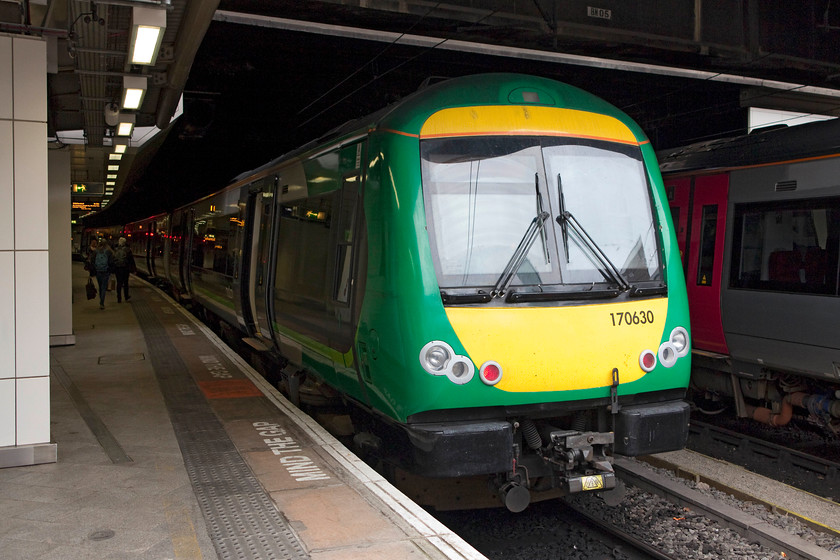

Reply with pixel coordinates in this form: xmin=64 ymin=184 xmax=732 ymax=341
xmin=106 ymin=73 xmax=692 ymax=511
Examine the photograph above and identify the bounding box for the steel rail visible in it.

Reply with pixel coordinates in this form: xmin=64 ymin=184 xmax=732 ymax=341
xmin=614 ymin=457 xmax=837 ymax=560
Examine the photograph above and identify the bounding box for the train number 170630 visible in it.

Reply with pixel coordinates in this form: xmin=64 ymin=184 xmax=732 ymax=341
xmin=610 ymin=310 xmax=654 ymax=326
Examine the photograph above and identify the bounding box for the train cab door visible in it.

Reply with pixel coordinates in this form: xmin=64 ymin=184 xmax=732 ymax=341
xmin=685 ymin=174 xmax=729 ymax=354
xmin=251 ymin=183 xmax=278 ymax=346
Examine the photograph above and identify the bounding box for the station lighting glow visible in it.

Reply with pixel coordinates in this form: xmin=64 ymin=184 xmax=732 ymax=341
xmin=113 ymin=138 xmax=128 ymax=154
xmin=107 ymin=174 xmax=117 ymax=179
xmin=122 ymin=76 xmax=147 ymax=110
xmin=117 ymin=114 xmax=135 ymax=136
xmin=109 ymin=153 xmax=123 ymax=161
xmin=108 ymin=165 xmax=119 ymax=172
xmin=130 ymin=7 xmax=166 ymax=65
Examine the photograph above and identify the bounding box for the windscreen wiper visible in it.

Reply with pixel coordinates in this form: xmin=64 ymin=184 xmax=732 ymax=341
xmin=535 ymin=173 xmax=550 ymax=265
xmin=555 ymin=211 xmax=632 ymax=292
xmin=491 ymin=212 xmax=550 ymax=298
xmin=557 ymin=174 xmax=569 ymax=262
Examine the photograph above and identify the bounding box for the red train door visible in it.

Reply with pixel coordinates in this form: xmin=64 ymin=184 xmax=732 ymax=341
xmin=686 ymin=174 xmax=729 ymax=354
xmin=666 ymin=177 xmax=691 ymax=265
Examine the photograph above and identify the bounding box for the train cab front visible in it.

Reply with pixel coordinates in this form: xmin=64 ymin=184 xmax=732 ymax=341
xmin=399 ymin=99 xmax=692 ymax=511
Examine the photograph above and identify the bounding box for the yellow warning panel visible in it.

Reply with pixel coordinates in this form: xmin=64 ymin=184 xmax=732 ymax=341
xmin=581 ymin=475 xmax=605 ymax=491
xmin=198 ymin=379 xmax=263 ymax=399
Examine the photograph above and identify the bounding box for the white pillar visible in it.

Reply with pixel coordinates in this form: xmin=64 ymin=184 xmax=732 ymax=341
xmin=49 ymin=149 xmax=74 ymax=347
xmin=0 ymin=33 xmax=56 ymax=467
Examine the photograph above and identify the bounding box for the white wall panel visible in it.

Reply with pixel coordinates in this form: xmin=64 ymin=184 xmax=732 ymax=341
xmin=13 ymin=121 xmax=48 ymax=251
xmin=16 ymin=376 xmax=49 ymax=445
xmin=0 ymin=121 xmax=12 ymax=251
xmin=12 ymin=36 xmax=46 ymax=123
xmin=0 ymin=251 xmax=14 ymax=379
xmin=0 ymin=35 xmax=11 ymax=119
xmin=15 ymin=251 xmax=48 ymax=378
xmin=0 ymin=379 xmax=14 ymax=447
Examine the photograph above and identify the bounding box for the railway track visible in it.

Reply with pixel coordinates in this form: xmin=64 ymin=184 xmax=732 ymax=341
xmin=614 ymin=457 xmax=838 ymax=560
xmin=559 ymin=500 xmax=680 ymax=560
xmin=686 ymin=418 xmax=840 ymax=501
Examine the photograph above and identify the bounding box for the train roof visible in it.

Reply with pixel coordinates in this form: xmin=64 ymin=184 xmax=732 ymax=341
xmin=657 ymin=117 xmax=840 ymax=175
xmin=232 ymin=72 xmax=649 ymax=183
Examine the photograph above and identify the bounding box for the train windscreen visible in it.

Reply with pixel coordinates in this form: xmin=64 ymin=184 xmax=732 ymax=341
xmin=421 ymin=136 xmax=662 ymax=293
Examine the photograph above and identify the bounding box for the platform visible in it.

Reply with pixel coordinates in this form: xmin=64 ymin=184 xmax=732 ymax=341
xmin=0 ymin=263 xmax=486 ymax=560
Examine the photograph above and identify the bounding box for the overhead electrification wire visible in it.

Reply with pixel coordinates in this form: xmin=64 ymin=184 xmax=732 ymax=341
xmin=297 ymin=8 xmax=501 ymax=129
xmin=296 ymin=1 xmax=445 ymax=118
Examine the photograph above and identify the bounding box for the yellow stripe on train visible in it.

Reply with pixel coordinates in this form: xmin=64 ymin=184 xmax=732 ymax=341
xmin=445 ymin=298 xmax=669 ymax=392
xmin=420 ymin=106 xmax=640 ymax=145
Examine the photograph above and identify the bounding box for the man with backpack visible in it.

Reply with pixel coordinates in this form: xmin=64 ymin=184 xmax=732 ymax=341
xmin=88 ymin=238 xmax=114 ymax=309
xmin=113 ymin=237 xmax=136 ymax=303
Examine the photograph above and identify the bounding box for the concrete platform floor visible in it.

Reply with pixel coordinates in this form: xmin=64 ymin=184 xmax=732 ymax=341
xmin=0 ymin=264 xmax=484 ymax=560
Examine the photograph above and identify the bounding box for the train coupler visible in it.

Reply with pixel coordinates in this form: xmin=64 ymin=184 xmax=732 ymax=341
xmin=549 ymin=430 xmax=617 ymax=494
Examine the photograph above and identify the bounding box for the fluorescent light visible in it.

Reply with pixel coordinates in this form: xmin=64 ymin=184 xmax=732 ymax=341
xmin=117 ymin=113 xmax=135 ymax=136
xmin=107 ymin=174 xmax=117 ymax=179
xmin=113 ymin=137 xmax=128 ymax=154
xmin=108 ymin=165 xmax=119 ymax=172
xmin=109 ymin=153 xmax=123 ymax=161
xmin=130 ymin=7 xmax=166 ymax=65
xmin=122 ymin=76 xmax=147 ymax=110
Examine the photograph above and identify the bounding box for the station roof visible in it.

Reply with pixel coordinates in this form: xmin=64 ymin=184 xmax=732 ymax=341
xmin=3 ymin=1 xmax=840 ymax=224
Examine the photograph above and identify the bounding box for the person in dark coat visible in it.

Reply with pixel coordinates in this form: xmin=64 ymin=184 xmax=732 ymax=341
xmin=88 ymin=238 xmax=114 ymax=309
xmin=113 ymin=237 xmax=136 ymax=303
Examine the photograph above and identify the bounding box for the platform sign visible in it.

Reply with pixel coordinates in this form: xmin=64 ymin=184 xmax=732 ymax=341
xmin=72 ymin=182 xmax=104 ymax=196
xmin=72 ymin=201 xmax=101 ymax=212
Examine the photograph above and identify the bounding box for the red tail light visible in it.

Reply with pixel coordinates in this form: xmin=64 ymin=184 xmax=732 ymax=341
xmin=480 ymin=361 xmax=502 ymax=385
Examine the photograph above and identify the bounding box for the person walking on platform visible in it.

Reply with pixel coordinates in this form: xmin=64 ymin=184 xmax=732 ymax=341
xmin=113 ymin=237 xmax=135 ymax=303
xmin=88 ymin=238 xmax=114 ymax=310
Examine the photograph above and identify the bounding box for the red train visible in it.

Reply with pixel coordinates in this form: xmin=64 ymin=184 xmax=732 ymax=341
xmin=659 ymin=119 xmax=840 ymax=432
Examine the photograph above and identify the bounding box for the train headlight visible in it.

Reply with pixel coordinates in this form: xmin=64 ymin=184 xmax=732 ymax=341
xmin=419 ymin=341 xmax=477 ymax=384
xmin=447 ymin=357 xmax=475 ymax=385
xmin=420 ymin=341 xmax=451 ymax=373
xmin=670 ymin=327 xmax=690 ymax=357
xmin=658 ymin=342 xmax=678 ymax=368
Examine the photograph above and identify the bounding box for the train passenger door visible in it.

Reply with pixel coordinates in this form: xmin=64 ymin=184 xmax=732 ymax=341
xmin=235 ymin=182 xmax=260 ymax=336
xmin=182 ymin=209 xmax=195 ymax=295
xmin=686 ymin=174 xmax=729 ymax=354
xmin=665 ymin=177 xmax=692 ymax=267
xmin=252 ymin=183 xmax=278 ymax=345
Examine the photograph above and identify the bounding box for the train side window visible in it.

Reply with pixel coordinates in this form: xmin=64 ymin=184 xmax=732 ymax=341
xmin=730 ymin=198 xmax=840 ymax=295
xmin=696 ymin=205 xmax=717 ymax=286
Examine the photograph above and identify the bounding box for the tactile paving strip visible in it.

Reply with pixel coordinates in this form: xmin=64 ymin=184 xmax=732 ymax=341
xmin=133 ymin=300 xmax=308 ymax=560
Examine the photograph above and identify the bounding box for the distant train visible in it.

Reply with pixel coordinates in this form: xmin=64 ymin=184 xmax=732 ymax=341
xmin=659 ymin=119 xmax=840 ymax=432
xmin=89 ymin=73 xmax=691 ymax=511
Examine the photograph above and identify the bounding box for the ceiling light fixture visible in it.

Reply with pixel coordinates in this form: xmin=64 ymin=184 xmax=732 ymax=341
xmin=113 ymin=137 xmax=128 ymax=154
xmin=122 ymin=75 xmax=148 ymax=110
xmin=116 ymin=113 xmax=135 ymax=137
xmin=130 ymin=6 xmax=166 ymax=65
